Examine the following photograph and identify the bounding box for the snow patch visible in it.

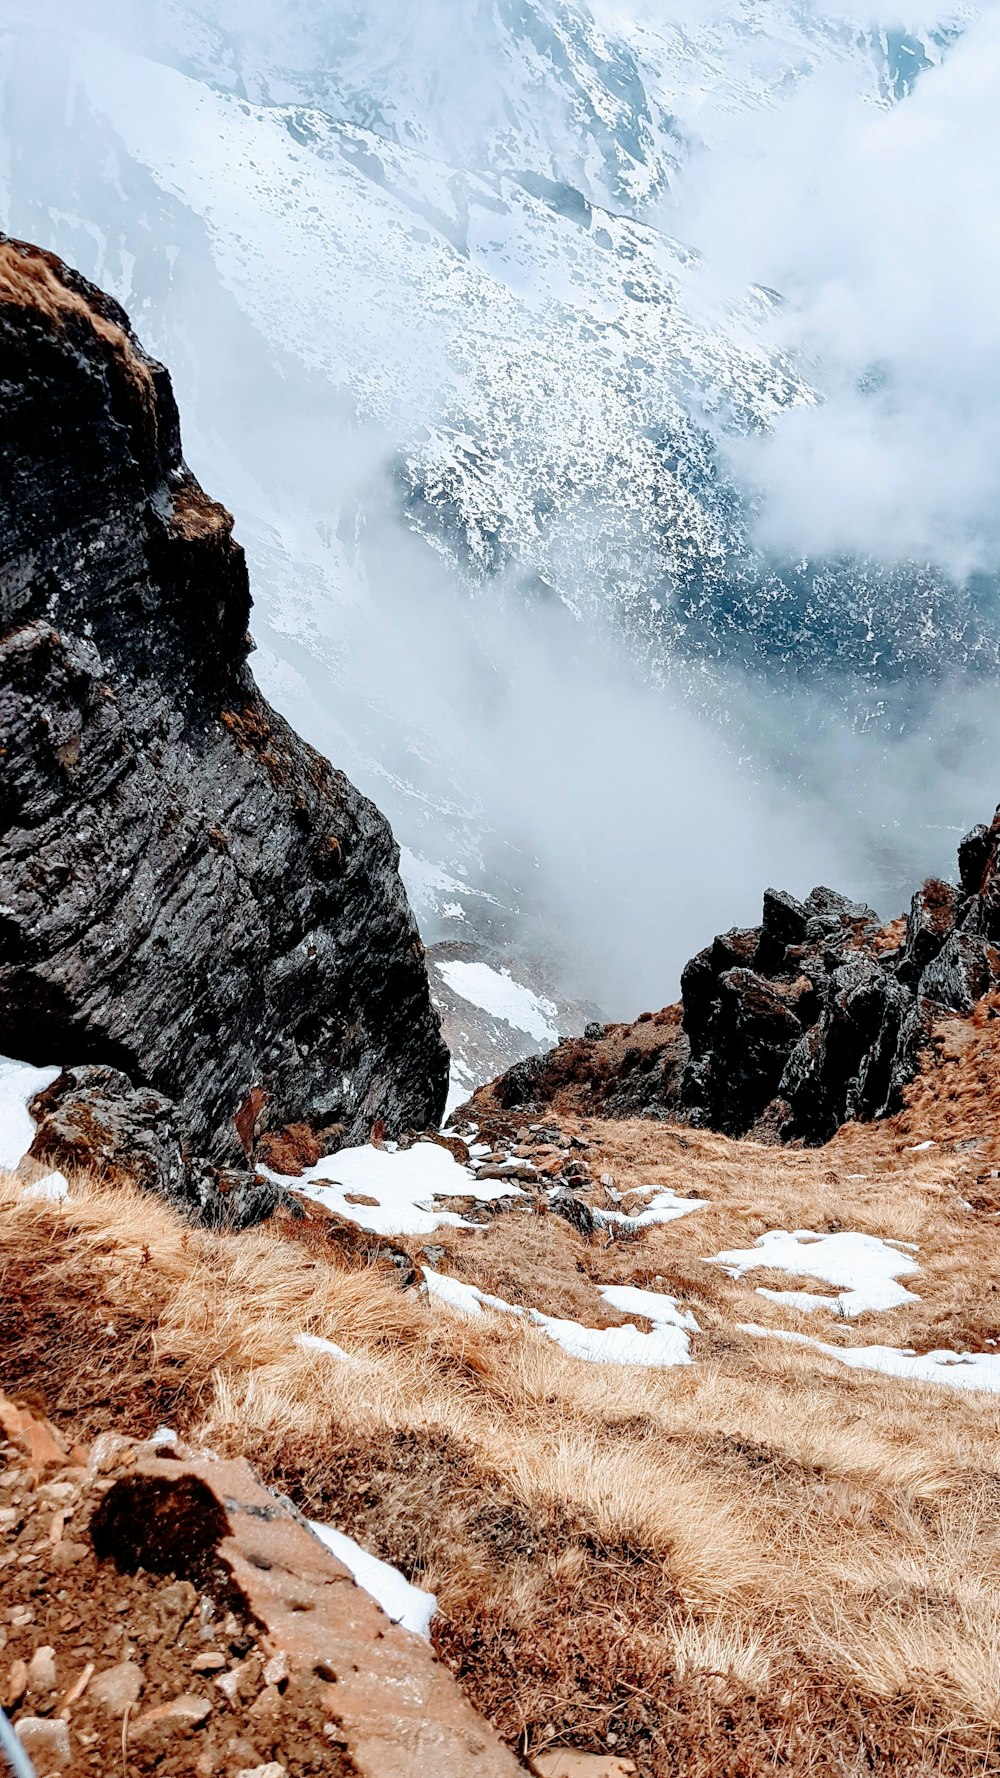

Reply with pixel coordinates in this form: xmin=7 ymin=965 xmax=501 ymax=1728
xmin=20 ymin=1171 xmax=70 ymax=1205
xmin=599 ymin=1283 xmax=700 ymax=1332
xmin=399 ymin=848 xmax=495 ymax=917
xmin=309 ymin=1521 xmax=437 ymax=1637
xmin=271 ymin=1139 xmax=522 ymax=1237
xmin=593 ymin=1187 xmax=708 ymax=1233
xmin=296 ymin=1332 xmax=351 ymax=1361
xmin=707 ymin=1229 xmax=921 ymax=1318
xmin=742 ymin=1326 xmax=1000 ymax=1393
xmin=422 ymin=1268 xmax=697 ymax=1367
xmin=0 ymin=1056 xmax=60 ymax=1173
xmin=437 ymin=961 xmax=558 ymax=1043
xmin=531 ymin=1312 xmax=695 ymax=1367
xmin=422 ymin=1267 xmax=523 ymax=1319
xmin=443 ymin=1059 xmax=477 ymax=1122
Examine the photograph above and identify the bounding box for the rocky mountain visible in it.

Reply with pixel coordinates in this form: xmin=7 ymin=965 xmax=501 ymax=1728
xmin=0 ymin=236 xmax=447 ymax=1214
xmin=0 ymin=0 xmax=994 ymax=1074
xmin=488 ymin=809 xmax=1000 ymax=1143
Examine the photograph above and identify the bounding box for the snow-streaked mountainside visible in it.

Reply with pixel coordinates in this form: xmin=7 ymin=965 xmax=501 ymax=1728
xmin=1 ymin=0 xmax=996 ymax=1078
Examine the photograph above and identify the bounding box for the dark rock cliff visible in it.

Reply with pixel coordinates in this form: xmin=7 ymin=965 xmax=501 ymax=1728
xmin=0 ymin=235 xmax=448 ymax=1194
xmin=487 ymin=813 xmax=1000 ymax=1144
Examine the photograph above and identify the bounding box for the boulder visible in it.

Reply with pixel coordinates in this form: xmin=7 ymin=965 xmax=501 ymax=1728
xmin=761 ymin=887 xmax=809 ymax=949
xmin=494 ymin=1054 xmax=546 ymax=1111
xmin=28 ymin=1065 xmax=187 ymax=1197
xmin=682 ymin=968 xmax=805 ymax=1136
xmin=26 ymin=1064 xmax=295 ymax=1228
xmin=0 ymin=237 xmax=448 ymax=1170
xmin=802 ymin=885 xmax=879 ymax=941
xmin=780 ymin=957 xmax=910 ymax=1142
xmin=547 ymin=1188 xmax=597 ymax=1238
xmin=709 ymin=927 xmax=761 ymax=973
xmin=678 ymin=945 xmax=716 ymax=1044
xmin=957 ymin=820 xmax=994 ymax=895
xmin=919 ymin=931 xmax=1000 ymax=1015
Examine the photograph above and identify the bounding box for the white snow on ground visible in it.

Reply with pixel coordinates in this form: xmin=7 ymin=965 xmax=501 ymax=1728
xmin=398 ymin=849 xmax=470 ymax=917
xmin=593 ymin=1187 xmax=709 ymax=1233
xmin=422 ymin=1268 xmax=697 ymax=1367
xmin=309 ymin=1521 xmax=437 ymax=1638
xmin=742 ymin=1326 xmax=1000 ymax=1393
xmin=532 ymin=1312 xmax=695 ymax=1367
xmin=296 ymin=1332 xmax=351 ymax=1361
xmin=436 ymin=961 xmax=559 ymax=1044
xmin=707 ymin=1229 xmax=921 ymax=1318
xmin=20 ymin=1172 xmax=69 ymax=1204
xmin=398 ymin=851 xmax=503 ymax=919
xmin=422 ymin=1267 xmax=523 ymax=1319
xmin=272 ymin=1139 xmax=522 ymax=1237
xmin=443 ymin=1059 xmax=477 ymax=1122
xmin=0 ymin=1056 xmax=60 ymax=1172
xmin=599 ymin=1284 xmax=700 ymax=1331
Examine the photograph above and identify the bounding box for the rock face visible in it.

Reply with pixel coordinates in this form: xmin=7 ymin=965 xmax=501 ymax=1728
xmin=488 ymin=812 xmax=1000 ymax=1144
xmin=0 ymin=236 xmax=448 ymax=1174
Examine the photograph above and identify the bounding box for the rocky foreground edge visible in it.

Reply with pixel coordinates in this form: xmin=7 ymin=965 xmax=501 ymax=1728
xmin=490 ymin=811 xmax=1000 ymax=1145
xmin=0 ymin=1390 xmax=522 ymax=1777
xmin=0 ymin=236 xmax=448 ymax=1221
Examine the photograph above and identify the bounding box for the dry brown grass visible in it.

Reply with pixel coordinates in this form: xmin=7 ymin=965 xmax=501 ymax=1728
xmin=3 ymin=1057 xmax=1000 ymax=1776
xmin=0 ymin=237 xmax=156 ymax=417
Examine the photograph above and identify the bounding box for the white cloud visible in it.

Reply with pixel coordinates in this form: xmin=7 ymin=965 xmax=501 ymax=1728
xmin=669 ymin=5 xmax=1000 ymax=575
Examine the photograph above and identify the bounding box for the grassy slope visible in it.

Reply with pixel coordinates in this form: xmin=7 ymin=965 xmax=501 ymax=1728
xmin=3 ymin=1000 xmax=1000 ymax=1774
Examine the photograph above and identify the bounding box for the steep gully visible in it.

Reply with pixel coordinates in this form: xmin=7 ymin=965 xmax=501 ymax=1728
xmin=2 ymin=236 xmax=999 ymax=1234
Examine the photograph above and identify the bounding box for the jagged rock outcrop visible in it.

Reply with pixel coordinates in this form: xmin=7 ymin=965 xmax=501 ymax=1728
xmin=487 ymin=811 xmax=1000 ymax=1145
xmin=0 ymin=236 xmax=448 ymax=1187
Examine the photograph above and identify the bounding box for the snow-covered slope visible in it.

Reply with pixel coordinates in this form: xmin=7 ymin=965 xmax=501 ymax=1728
xmin=101 ymin=0 xmax=685 ymax=212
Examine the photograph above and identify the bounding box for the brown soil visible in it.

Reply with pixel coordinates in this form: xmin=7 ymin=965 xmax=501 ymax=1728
xmin=0 ymin=1221 xmax=202 ymax=1444
xmin=487 ymin=1006 xmax=687 ymax=1122
xmin=0 ymin=1418 xmax=356 ymax=1777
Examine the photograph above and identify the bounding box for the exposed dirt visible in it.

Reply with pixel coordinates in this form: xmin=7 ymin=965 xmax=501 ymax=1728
xmin=0 ymin=1222 xmax=202 ymax=1445
xmin=0 ymin=1413 xmax=356 ymax=1777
